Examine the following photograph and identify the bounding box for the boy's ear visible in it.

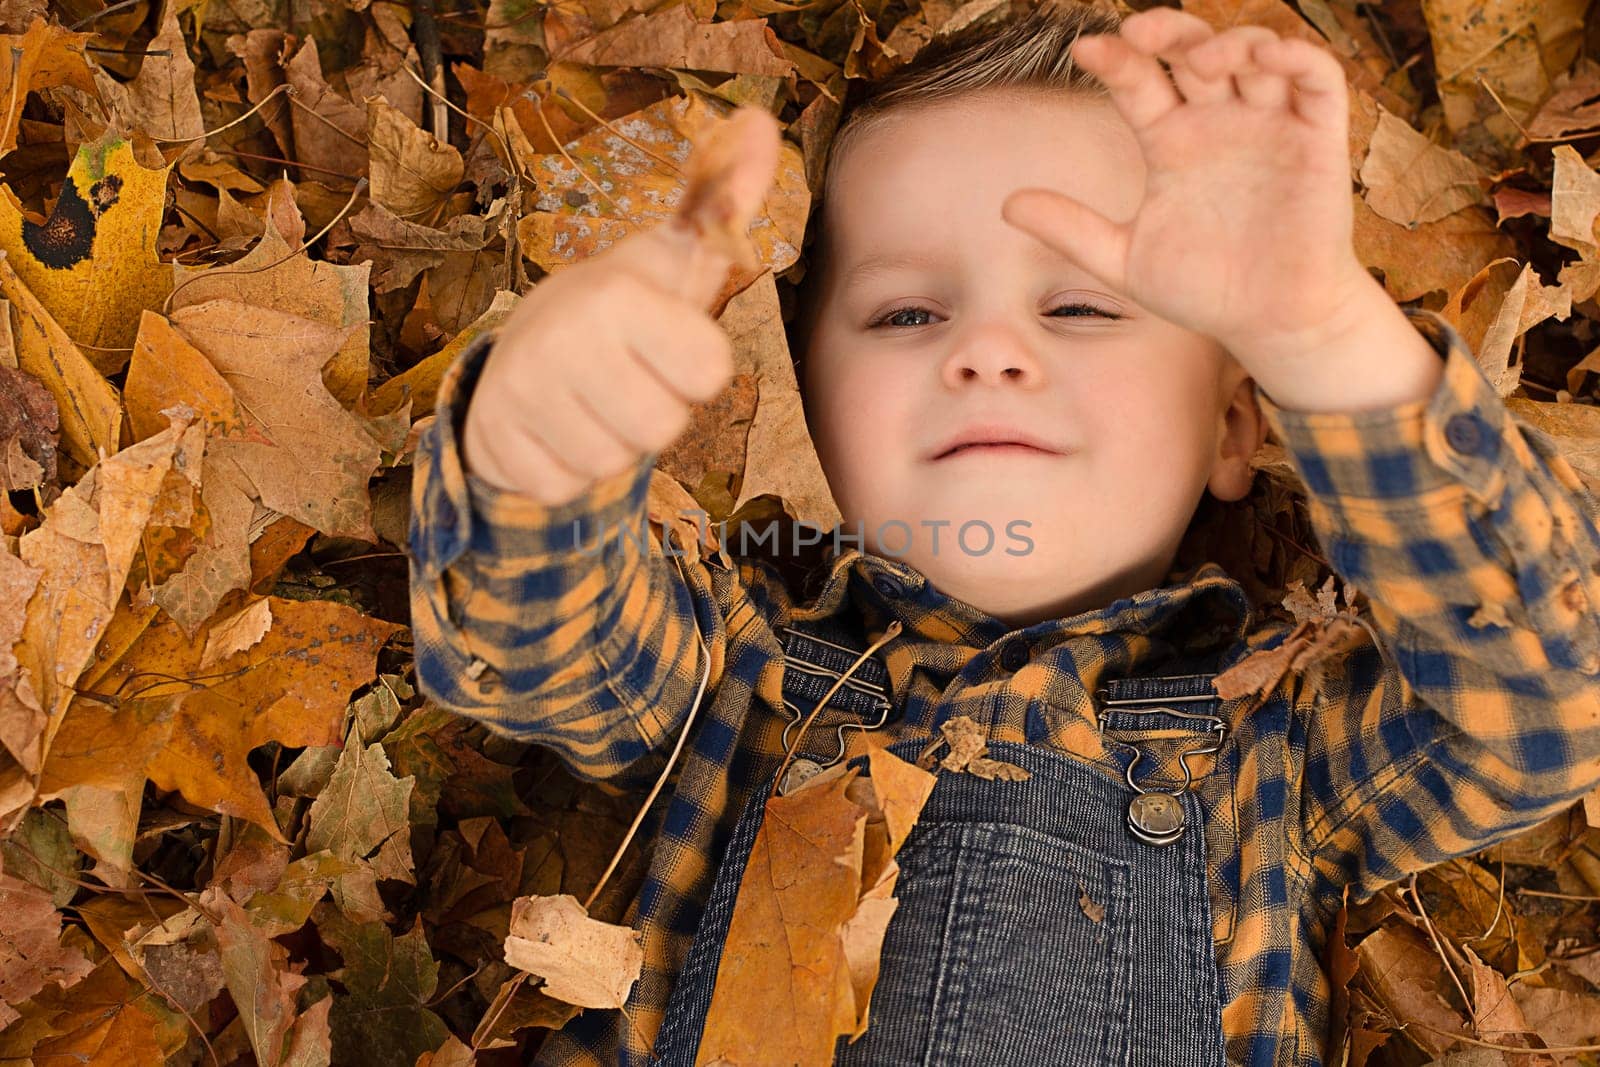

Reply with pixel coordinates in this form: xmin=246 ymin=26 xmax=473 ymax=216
xmin=1206 ymin=369 xmax=1268 ymax=504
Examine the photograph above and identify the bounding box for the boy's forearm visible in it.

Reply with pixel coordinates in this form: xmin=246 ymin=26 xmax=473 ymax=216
xmin=1257 ymin=306 xmax=1600 ymax=895
xmin=1236 ymin=273 xmax=1446 ymax=415
xmin=407 ymin=334 xmax=721 ymax=783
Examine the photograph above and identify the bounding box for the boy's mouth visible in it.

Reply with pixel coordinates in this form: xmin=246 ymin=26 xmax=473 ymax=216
xmin=930 ymin=426 xmax=1069 ymax=460
xmin=936 ymin=442 xmax=1059 ymax=459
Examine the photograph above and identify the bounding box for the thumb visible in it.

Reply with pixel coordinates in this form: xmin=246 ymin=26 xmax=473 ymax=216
xmin=617 ymin=106 xmax=782 ymax=311
xmin=1001 ymin=188 xmax=1130 ymax=295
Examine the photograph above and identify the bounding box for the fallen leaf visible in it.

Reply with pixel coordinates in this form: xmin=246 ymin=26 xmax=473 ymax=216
xmin=503 ymin=892 xmax=644 ymax=1008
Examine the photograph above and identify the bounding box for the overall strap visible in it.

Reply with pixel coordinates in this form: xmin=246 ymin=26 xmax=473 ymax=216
xmin=776 ymin=616 xmax=898 ymax=770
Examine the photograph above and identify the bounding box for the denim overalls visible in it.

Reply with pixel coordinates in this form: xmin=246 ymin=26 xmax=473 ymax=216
xmin=649 ymin=610 xmax=1232 ymax=1067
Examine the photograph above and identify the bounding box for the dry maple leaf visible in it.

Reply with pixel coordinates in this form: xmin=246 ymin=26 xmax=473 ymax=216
xmin=1213 ymin=575 xmax=1373 ymax=703
xmin=697 ymin=745 xmax=936 ymax=1061
xmin=35 ymin=596 xmax=401 ymax=868
xmin=502 ymin=893 xmax=645 ymax=1009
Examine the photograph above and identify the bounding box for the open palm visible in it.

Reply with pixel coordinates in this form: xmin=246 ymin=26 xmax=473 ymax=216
xmin=1002 ymin=8 xmax=1370 ymax=358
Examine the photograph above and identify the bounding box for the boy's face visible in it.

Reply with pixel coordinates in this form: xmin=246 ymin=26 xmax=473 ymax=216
xmin=801 ymin=88 xmax=1267 ymax=629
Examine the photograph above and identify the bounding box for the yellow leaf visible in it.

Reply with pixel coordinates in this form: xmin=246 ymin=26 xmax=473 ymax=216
xmin=0 ymin=131 xmax=174 ymax=374
xmin=0 ymin=252 xmax=122 ymax=470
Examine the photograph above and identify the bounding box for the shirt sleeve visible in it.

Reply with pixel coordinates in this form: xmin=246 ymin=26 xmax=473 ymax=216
xmin=1254 ymin=305 xmax=1600 ymax=903
xmin=406 ymin=330 xmax=734 ymax=788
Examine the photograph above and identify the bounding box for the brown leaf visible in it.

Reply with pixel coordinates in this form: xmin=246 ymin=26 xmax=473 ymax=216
xmin=1077 ymin=884 xmax=1106 ymax=924
xmin=503 ymin=893 xmax=644 ymax=1008
xmin=166 ymin=298 xmax=383 ymax=543
xmin=10 ymin=408 xmax=200 ymax=771
xmin=93 ymin=0 xmax=203 ymax=149
xmin=305 ymin=723 xmax=416 ymax=884
xmin=1359 ymin=106 xmax=1488 ymax=226
xmin=0 ymin=18 xmax=96 ymax=157
xmin=0 ymin=362 xmax=56 ymax=492
xmin=916 ymin=714 xmax=1030 ymax=780
xmin=0 ymin=867 xmax=93 ymax=1027
xmin=1353 ymin=923 xmax=1468 ymax=1056
xmin=366 ymin=96 xmax=465 ymax=220
xmin=554 ymin=5 xmax=795 ymax=76
xmin=699 ymin=745 xmax=935 ymax=1055
xmin=38 ymin=596 xmax=401 ymax=866
xmin=205 ymin=886 xmax=334 ymax=1067
xmin=170 ymin=178 xmax=372 ymax=410
xmin=282 ymin=37 xmax=369 ymax=184
xmin=1353 ymin=194 xmax=1517 ymax=303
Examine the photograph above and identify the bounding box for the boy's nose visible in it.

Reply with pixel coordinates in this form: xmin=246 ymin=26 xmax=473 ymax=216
xmin=940 ymin=322 xmax=1048 ymax=388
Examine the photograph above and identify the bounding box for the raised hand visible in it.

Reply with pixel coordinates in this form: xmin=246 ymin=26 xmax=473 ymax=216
xmin=462 ymin=106 xmax=781 ymax=506
xmin=1000 ymin=9 xmax=1373 ymax=366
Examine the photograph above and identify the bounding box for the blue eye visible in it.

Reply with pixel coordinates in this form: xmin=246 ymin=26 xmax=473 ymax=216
xmin=870 ymin=302 xmax=1119 ymax=328
xmin=878 ymin=306 xmax=934 ymax=328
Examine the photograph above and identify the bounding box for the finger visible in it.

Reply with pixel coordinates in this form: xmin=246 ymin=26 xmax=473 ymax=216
xmin=474 ymin=416 xmax=590 ymax=506
xmin=1000 ymin=188 xmax=1130 ymax=295
xmin=522 ymin=383 xmax=642 ymax=483
xmin=1068 ymin=33 xmax=1183 ymax=132
xmin=601 ymin=106 xmax=782 ymax=310
xmin=669 ymin=106 xmax=782 ymax=306
xmin=1249 ymin=35 xmax=1348 ymax=128
xmin=568 ymin=341 xmax=694 ymax=456
xmin=608 ymin=276 xmax=736 ymax=403
xmin=1118 ymin=8 xmax=1228 ymax=107
xmin=1186 ymin=27 xmax=1290 ymax=110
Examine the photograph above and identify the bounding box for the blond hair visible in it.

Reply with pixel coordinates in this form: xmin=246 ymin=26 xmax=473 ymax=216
xmin=791 ymin=0 xmax=1125 ymax=367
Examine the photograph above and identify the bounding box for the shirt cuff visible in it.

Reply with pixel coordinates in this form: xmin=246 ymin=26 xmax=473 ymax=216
xmin=409 ymin=329 xmax=656 ymax=580
xmin=1255 ymin=306 xmax=1513 ymax=513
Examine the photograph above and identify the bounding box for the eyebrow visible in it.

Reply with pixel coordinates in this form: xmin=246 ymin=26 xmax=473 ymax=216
xmin=840 ymin=243 xmax=1080 ymax=287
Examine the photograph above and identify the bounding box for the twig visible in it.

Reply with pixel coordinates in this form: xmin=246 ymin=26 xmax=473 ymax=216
xmin=1514 ymin=888 xmax=1600 ymax=902
xmin=1253 ymin=514 xmax=1331 ymax=569
xmin=86 ymin=45 xmax=172 ymax=56
xmin=1467 ymin=857 xmax=1510 ymax=945
xmin=532 ymin=95 xmax=622 ymax=215
xmin=1407 ymin=1019 xmax=1600 ymax=1055
xmin=582 ymin=538 xmax=715 ymax=913
xmin=212 ymin=147 xmax=360 ymax=183
xmin=161 ymin=177 xmax=369 ymax=316
xmin=771 ymin=620 xmax=902 ymax=796
xmin=394 ymin=61 xmax=521 ymax=284
xmin=553 ymin=86 xmax=687 ymax=176
xmin=412 ymin=0 xmax=448 ymax=142
xmin=68 ymin=0 xmax=144 ymax=29
xmin=152 ymin=83 xmax=293 ymax=145
xmin=1408 ymin=872 xmax=1475 ymax=1022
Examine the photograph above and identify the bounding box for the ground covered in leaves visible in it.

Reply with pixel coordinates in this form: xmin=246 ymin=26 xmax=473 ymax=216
xmin=4 ymin=0 xmax=1600 ymax=1061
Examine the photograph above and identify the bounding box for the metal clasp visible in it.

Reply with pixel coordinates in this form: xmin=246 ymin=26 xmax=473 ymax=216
xmin=774 ymin=623 xmax=899 ymax=796
xmin=1097 ymin=687 xmax=1226 ymax=846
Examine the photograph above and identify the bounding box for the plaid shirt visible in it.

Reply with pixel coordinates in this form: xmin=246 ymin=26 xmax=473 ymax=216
xmin=407 ymin=305 xmax=1600 ymax=1065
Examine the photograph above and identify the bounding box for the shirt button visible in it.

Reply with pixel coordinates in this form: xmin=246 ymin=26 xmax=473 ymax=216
xmin=999 ymin=638 xmax=1031 ymax=671
xmin=1444 ymin=413 xmax=1486 ymax=456
xmin=872 ymin=574 xmax=905 ymax=598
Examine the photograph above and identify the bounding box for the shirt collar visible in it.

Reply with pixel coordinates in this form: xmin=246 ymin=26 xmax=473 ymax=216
xmin=797 ymin=543 xmax=1256 ymax=661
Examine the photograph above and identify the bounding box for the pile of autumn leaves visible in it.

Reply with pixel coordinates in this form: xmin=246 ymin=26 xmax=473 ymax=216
xmin=10 ymin=0 xmax=1600 ymax=1059
xmin=0 ymin=0 xmax=833 ymax=1058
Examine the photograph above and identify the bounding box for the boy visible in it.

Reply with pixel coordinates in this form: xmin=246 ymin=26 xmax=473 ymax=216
xmin=407 ymin=2 xmax=1600 ymax=1063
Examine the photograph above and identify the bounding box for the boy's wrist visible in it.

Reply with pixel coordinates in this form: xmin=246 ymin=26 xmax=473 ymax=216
xmin=1237 ymin=273 xmax=1447 ymax=414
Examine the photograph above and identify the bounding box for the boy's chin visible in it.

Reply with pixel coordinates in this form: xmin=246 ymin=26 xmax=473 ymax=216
xmin=914 ymin=551 xmax=1071 ymax=603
